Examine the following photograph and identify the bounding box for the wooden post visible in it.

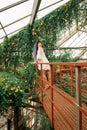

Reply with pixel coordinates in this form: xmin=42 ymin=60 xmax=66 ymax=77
xmin=59 ymin=65 xmax=62 ymax=89
xmin=36 ymin=62 xmax=38 ymax=88
xmin=50 ymin=64 xmax=54 ymax=128
xmin=75 ymin=66 xmax=82 ymax=130
xmin=70 ymin=66 xmax=74 ymax=96
xmin=41 ymin=64 xmax=43 ymax=104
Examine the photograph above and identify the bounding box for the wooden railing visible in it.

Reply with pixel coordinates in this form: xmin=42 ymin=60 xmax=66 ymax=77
xmin=34 ymin=62 xmax=87 ymax=130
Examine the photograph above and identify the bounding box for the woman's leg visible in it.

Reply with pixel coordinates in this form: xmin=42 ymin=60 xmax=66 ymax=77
xmin=42 ymin=70 xmax=47 ymax=80
xmin=42 ymin=70 xmax=47 ymax=88
xmin=42 ymin=70 xmax=49 ymax=89
xmin=47 ymin=70 xmax=51 ymax=83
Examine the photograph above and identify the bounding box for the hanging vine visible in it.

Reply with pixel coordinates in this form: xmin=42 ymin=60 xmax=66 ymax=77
xmin=32 ymin=0 xmax=85 ymax=57
xmin=1 ymin=0 xmax=86 ymax=64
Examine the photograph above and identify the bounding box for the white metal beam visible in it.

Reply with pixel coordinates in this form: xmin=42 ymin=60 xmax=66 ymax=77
xmin=29 ymin=0 xmax=41 ymax=25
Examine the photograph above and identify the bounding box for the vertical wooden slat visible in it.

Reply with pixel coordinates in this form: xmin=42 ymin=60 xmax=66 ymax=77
xmin=75 ymin=66 xmax=82 ymax=130
xmin=36 ymin=62 xmax=38 ymax=88
xmin=59 ymin=65 xmax=62 ymax=89
xmin=70 ymin=66 xmax=74 ymax=96
xmin=40 ymin=64 xmax=43 ymax=104
xmin=50 ymin=64 xmax=54 ymax=128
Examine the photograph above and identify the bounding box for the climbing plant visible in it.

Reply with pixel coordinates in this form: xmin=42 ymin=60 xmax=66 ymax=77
xmin=0 ymin=0 xmax=85 ymax=66
xmin=10 ymin=25 xmax=33 ymax=63
xmin=31 ymin=0 xmax=85 ymax=54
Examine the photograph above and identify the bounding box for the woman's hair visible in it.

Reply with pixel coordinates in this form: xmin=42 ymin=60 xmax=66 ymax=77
xmin=37 ymin=41 xmax=42 ymax=44
xmin=33 ymin=40 xmax=42 ymax=61
xmin=33 ymin=41 xmax=38 ymax=61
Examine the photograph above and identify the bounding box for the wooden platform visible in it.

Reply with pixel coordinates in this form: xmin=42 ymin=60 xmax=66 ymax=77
xmin=37 ymin=86 xmax=87 ymax=130
xmin=34 ymin=62 xmax=87 ymax=130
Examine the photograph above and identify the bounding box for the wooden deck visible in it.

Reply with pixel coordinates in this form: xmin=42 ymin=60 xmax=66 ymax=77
xmin=34 ymin=62 xmax=87 ymax=130
xmin=37 ymin=86 xmax=87 ymax=130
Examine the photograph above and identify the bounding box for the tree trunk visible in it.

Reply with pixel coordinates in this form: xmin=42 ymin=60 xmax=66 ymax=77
xmin=14 ymin=107 xmax=19 ymax=130
xmin=14 ymin=107 xmax=23 ymax=130
xmin=7 ymin=119 xmax=11 ymax=130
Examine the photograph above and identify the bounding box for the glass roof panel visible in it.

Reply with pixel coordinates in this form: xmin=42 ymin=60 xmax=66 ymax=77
xmin=37 ymin=0 xmax=70 ymax=19
xmin=5 ymin=17 xmax=31 ymax=35
xmin=81 ymin=52 xmax=87 ymax=59
xmin=60 ymin=31 xmax=87 ymax=47
xmin=0 ymin=0 xmax=70 ymax=42
xmin=53 ymin=27 xmax=87 ymax=59
xmin=0 ymin=0 xmax=34 ymax=42
xmin=0 ymin=1 xmax=33 ymax=26
xmin=0 ymin=0 xmax=20 ymax=8
xmin=0 ymin=29 xmax=5 ymax=38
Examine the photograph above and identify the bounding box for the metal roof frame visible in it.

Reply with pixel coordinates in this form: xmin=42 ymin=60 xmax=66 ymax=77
xmin=0 ymin=0 xmax=87 ymax=59
xmin=0 ymin=0 xmax=71 ymax=39
xmin=29 ymin=0 xmax=41 ymax=25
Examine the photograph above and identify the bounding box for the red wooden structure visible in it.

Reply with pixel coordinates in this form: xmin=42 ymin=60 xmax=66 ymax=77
xmin=34 ymin=62 xmax=87 ymax=130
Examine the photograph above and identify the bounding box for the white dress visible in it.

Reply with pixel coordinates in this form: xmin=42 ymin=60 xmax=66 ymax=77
xmin=36 ymin=47 xmax=50 ymax=70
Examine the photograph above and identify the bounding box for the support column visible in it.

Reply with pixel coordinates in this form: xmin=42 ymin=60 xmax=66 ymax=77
xmin=50 ymin=64 xmax=54 ymax=128
xmin=75 ymin=66 xmax=82 ymax=130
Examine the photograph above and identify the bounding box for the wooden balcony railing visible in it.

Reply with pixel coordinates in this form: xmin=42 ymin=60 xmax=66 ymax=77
xmin=33 ymin=62 xmax=87 ymax=130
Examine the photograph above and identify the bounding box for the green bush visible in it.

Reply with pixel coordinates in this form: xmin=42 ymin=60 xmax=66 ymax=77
xmin=0 ymin=72 xmax=27 ymax=113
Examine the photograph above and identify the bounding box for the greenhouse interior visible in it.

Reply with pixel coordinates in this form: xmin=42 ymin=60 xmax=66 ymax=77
xmin=0 ymin=0 xmax=87 ymax=130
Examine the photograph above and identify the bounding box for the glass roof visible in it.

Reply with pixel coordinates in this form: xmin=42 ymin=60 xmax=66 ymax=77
xmin=0 ymin=0 xmax=70 ymax=42
xmin=60 ymin=31 xmax=87 ymax=48
xmin=37 ymin=0 xmax=70 ymax=19
xmin=54 ymin=22 xmax=87 ymax=59
xmin=0 ymin=0 xmax=87 ymax=59
xmin=0 ymin=0 xmax=34 ymax=42
xmin=59 ymin=31 xmax=87 ymax=58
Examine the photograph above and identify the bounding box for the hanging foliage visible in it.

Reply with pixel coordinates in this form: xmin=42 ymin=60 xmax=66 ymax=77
xmin=10 ymin=25 xmax=33 ymax=63
xmin=0 ymin=0 xmax=85 ymax=73
xmin=32 ymin=0 xmax=85 ymax=57
xmin=1 ymin=0 xmax=85 ymax=64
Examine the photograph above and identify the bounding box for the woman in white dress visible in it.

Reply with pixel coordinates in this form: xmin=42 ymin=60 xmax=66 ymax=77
xmin=33 ymin=41 xmax=50 ymax=89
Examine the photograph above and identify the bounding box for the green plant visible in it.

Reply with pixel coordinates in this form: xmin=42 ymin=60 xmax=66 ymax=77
xmin=24 ymin=62 xmax=36 ymax=89
xmin=0 ymin=72 xmax=27 ymax=113
xmin=49 ymin=50 xmax=78 ymax=62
